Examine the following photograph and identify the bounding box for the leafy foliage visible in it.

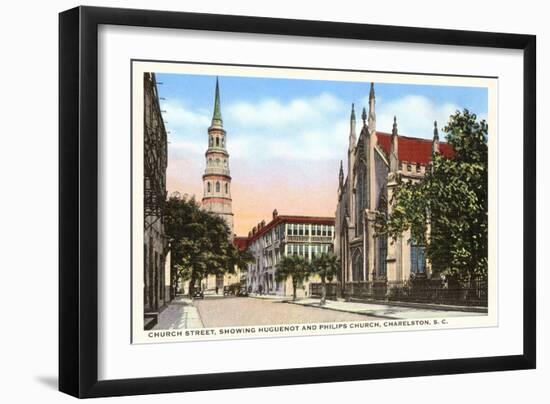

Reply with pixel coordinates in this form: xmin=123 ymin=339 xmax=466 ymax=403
xmin=275 ymin=255 xmax=311 ymax=300
xmin=382 ymin=109 xmax=488 ymax=283
xmin=310 ymin=252 xmax=340 ymax=304
xmin=163 ymin=195 xmax=242 ymax=293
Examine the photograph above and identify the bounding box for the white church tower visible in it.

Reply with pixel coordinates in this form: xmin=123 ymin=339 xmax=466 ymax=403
xmin=201 ymin=77 xmax=234 ymax=237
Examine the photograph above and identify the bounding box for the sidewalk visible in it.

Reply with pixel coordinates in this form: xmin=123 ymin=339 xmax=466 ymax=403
xmin=286 ymin=298 xmax=484 ymax=319
xmin=153 ymin=296 xmax=203 ymax=330
xmin=248 ymin=293 xmax=288 ymax=301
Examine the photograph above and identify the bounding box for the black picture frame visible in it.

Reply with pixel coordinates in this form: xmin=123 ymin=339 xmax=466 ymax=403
xmin=59 ymin=5 xmax=536 ymax=398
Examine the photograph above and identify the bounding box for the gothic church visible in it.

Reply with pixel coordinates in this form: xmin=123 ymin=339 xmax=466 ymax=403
xmin=334 ymin=83 xmax=453 ymax=298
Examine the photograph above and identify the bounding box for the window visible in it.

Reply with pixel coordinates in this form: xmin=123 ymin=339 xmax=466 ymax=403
xmin=411 ymin=244 xmax=426 ymax=274
xmin=322 ymin=225 xmax=327 ymax=236
xmin=352 ymin=249 xmax=363 ymax=282
xmin=225 ymin=183 xmax=228 ymax=194
xmin=298 ymin=224 xmax=303 ymax=236
xmin=207 ymin=182 xmax=211 ymax=193
xmin=378 ymin=236 xmax=387 ymax=276
xmin=356 ymin=162 xmax=368 ymax=236
xmin=216 ymin=181 xmax=220 ymax=193
xmin=293 ymin=224 xmax=298 ymax=236
xmin=216 ymin=137 xmax=220 ymax=146
xmin=287 ymin=224 xmax=292 ymax=236
xmin=305 ymin=225 xmax=309 ymax=236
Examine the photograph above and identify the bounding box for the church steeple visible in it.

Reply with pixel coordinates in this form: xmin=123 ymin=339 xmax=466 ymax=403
xmin=361 ymin=107 xmax=367 ymax=127
xmin=349 ymin=103 xmax=357 ymax=150
xmin=368 ymin=82 xmax=376 ymax=132
xmin=211 ymin=77 xmax=223 ymax=127
xmin=390 ymin=116 xmax=399 ymax=172
xmin=432 ymin=120 xmax=440 ymax=155
xmin=339 ymin=160 xmax=344 ymax=188
xmin=202 ymin=77 xmax=233 ymax=236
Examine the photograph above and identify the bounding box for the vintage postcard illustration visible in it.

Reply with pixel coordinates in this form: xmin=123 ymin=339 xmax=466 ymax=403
xmin=132 ymin=61 xmax=496 ymax=343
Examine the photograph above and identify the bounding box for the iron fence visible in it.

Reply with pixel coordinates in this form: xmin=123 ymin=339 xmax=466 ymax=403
xmin=342 ymin=278 xmax=488 ymax=307
xmin=309 ymin=283 xmax=338 ymax=299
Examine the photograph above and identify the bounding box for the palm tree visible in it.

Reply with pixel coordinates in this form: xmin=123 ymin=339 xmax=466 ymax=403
xmin=311 ymin=252 xmax=340 ymax=305
xmin=275 ymin=255 xmax=311 ymax=301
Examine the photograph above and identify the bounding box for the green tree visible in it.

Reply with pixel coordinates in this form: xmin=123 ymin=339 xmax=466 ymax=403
xmin=228 ymin=248 xmax=254 ymax=284
xmin=382 ymin=109 xmax=488 ymax=285
xmin=163 ymin=195 xmax=235 ymax=296
xmin=275 ymin=255 xmax=311 ymax=301
xmin=310 ymin=252 xmax=340 ymax=305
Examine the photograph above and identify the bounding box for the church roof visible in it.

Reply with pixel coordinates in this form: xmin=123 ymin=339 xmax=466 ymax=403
xmin=376 ymin=132 xmax=454 ymax=165
xmin=233 ymin=236 xmax=249 ymax=251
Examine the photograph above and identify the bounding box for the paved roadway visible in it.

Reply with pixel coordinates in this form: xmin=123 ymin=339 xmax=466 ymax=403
xmin=194 ymin=296 xmax=376 ymax=327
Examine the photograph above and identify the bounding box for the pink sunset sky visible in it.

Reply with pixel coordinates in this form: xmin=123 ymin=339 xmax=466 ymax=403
xmin=167 ymin=157 xmax=339 ymax=237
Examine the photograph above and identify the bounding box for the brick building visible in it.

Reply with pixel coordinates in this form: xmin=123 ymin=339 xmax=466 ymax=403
xmin=143 ymin=72 xmax=171 ymax=328
xmin=245 ymin=210 xmax=335 ymax=297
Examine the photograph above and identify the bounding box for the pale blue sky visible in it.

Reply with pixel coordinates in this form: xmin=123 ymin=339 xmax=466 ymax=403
xmin=156 ymin=73 xmax=488 ymax=163
xmin=157 ymin=72 xmax=489 ymax=234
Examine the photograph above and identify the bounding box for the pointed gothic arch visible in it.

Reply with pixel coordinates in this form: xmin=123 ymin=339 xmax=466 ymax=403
xmin=376 ymin=191 xmax=388 ymax=277
xmin=351 ymin=248 xmax=364 ymax=282
xmin=355 ymin=160 xmax=368 ymax=236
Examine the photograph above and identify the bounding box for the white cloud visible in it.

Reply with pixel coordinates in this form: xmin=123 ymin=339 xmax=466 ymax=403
xmin=162 ymin=92 xmax=483 ymax=164
xmin=226 ymin=92 xmax=345 ymax=129
xmin=377 ymin=95 xmax=460 ymax=139
xmin=223 ymin=92 xmax=350 ymax=161
xmin=161 ymin=99 xmax=210 ymax=131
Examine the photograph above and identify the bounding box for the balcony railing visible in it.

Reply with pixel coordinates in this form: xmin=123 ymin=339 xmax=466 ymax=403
xmin=285 ymin=235 xmax=333 ymax=243
xmin=203 ymin=167 xmax=230 ymax=176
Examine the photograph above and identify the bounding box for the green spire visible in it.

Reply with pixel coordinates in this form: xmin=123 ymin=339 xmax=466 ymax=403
xmin=212 ymin=77 xmax=223 ymax=125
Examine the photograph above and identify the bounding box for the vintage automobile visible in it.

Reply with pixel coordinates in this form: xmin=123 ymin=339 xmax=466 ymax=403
xmin=192 ymin=289 xmax=204 ymax=299
xmin=237 ymin=287 xmax=249 ymax=297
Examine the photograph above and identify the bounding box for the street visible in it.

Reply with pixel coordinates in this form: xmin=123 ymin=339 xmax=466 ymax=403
xmin=193 ymin=296 xmax=376 ymax=327
xmin=154 ymin=295 xmax=484 ymax=330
